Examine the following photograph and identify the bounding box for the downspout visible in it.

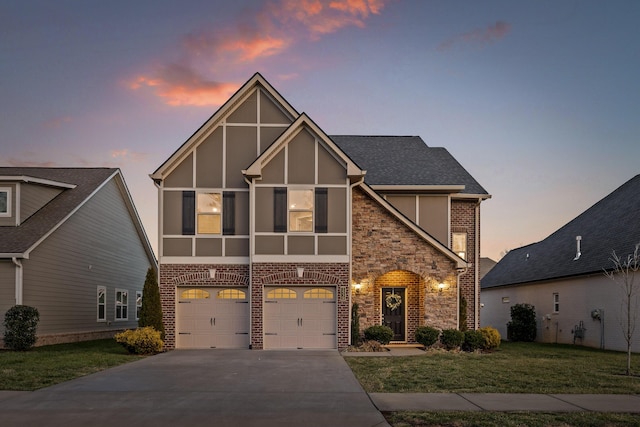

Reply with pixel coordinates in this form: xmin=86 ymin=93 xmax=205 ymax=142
xmin=348 ymin=176 xmax=366 ymax=346
xmin=456 ymin=268 xmax=466 ymax=330
xmin=244 ymin=176 xmax=255 ymax=349
xmin=474 ymin=200 xmax=481 ymax=329
xmin=12 ymin=257 xmax=23 ymax=305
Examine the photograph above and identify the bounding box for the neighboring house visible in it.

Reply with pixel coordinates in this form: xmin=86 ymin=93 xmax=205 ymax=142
xmin=150 ymin=73 xmax=490 ymax=351
xmin=480 ymin=257 xmax=497 ymax=279
xmin=481 ymin=175 xmax=640 ymax=352
xmin=0 ymin=168 xmax=156 ymax=346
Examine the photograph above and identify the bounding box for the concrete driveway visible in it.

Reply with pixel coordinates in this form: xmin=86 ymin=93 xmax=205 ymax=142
xmin=0 ymin=349 xmax=389 ymax=427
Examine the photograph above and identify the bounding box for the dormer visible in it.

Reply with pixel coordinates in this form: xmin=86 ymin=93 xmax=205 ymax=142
xmin=0 ymin=176 xmax=75 ymax=226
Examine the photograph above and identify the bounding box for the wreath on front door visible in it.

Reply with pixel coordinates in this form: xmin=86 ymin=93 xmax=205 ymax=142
xmin=385 ymin=293 xmax=402 ymax=311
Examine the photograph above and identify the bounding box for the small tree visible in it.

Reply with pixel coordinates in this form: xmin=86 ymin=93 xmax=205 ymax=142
xmin=3 ymin=305 xmax=40 ymax=351
xmin=138 ymin=267 xmax=164 ymax=339
xmin=604 ymin=245 xmax=639 ymax=376
xmin=459 ymin=295 xmax=468 ymax=332
xmin=351 ymin=303 xmax=361 ymax=346
xmin=507 ymin=303 xmax=537 ymax=342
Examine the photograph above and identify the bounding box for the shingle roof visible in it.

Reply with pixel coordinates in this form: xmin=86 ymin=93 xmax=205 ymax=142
xmin=482 ymin=175 xmax=640 ymax=289
xmin=330 ymin=135 xmax=488 ymax=195
xmin=0 ymin=168 xmax=117 ymax=255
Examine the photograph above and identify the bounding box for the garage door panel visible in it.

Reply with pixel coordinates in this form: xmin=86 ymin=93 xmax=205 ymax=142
xmin=176 ymin=287 xmax=249 ymax=349
xmin=264 ymin=286 xmax=336 ymax=349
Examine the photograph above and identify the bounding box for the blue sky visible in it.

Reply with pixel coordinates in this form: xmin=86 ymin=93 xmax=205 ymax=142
xmin=2 ymin=0 xmax=639 ymax=260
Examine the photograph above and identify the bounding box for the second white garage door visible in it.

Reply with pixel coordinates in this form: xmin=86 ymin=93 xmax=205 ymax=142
xmin=264 ymin=286 xmax=336 ymax=349
xmin=176 ymin=287 xmax=249 ymax=349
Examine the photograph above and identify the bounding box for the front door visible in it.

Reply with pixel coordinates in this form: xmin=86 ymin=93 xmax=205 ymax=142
xmin=382 ymin=288 xmax=405 ymax=341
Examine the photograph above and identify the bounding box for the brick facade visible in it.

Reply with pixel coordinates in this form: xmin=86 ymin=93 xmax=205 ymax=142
xmin=351 ymin=187 xmax=459 ymax=344
xmin=451 ymin=199 xmax=479 ymax=329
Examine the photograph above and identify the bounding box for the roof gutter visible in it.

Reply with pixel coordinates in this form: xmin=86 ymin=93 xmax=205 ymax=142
xmin=12 ymin=257 xmax=23 ymax=305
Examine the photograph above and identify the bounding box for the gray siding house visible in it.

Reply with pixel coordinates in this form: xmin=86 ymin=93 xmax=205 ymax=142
xmin=151 ymin=73 xmax=490 ymax=351
xmin=481 ymin=175 xmax=640 ymax=352
xmin=0 ymin=168 xmax=156 ymax=346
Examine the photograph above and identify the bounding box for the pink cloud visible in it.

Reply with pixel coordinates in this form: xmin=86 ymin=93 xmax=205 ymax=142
xmin=110 ymin=149 xmax=149 ymax=163
xmin=129 ymin=0 xmax=392 ymax=107
xmin=130 ymin=63 xmax=240 ymax=107
xmin=42 ymin=116 xmax=72 ymax=129
xmin=438 ymin=21 xmax=512 ymax=51
xmin=1 ymin=158 xmax=60 ymax=167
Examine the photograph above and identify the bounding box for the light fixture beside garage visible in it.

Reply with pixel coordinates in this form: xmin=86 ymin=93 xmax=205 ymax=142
xmin=296 ymin=267 xmax=304 ymax=278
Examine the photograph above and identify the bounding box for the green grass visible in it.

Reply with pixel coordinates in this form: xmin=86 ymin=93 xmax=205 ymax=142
xmin=345 ymin=342 xmax=640 ymax=393
xmin=0 ymin=339 xmax=141 ymax=390
xmin=385 ymin=411 xmax=640 ymax=427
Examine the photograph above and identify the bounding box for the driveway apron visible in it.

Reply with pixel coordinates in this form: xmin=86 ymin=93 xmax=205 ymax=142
xmin=0 ymin=350 xmax=389 ymax=427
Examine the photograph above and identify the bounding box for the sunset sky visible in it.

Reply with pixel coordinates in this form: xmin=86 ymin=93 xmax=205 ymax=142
xmin=2 ymin=0 xmax=639 ymax=261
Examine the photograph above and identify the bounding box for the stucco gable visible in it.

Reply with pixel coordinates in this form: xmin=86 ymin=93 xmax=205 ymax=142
xmin=151 ymin=73 xmax=298 ymax=181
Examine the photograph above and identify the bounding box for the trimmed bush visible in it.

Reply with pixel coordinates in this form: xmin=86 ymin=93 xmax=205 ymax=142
xmin=363 ymin=325 xmax=394 ymax=345
xmin=415 ymin=326 xmax=440 ymax=348
xmin=459 ymin=296 xmax=468 ymax=332
xmin=507 ymin=303 xmax=537 ymax=342
xmin=351 ymin=303 xmax=361 ymax=346
xmin=138 ymin=267 xmax=165 ymax=340
xmin=3 ymin=305 xmax=40 ymax=351
xmin=462 ymin=330 xmax=484 ymax=352
xmin=115 ymin=326 xmax=163 ymax=355
xmin=440 ymin=328 xmax=464 ymax=350
xmin=479 ymin=326 xmax=501 ymax=350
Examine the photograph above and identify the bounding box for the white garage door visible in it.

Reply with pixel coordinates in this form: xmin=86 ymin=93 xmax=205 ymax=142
xmin=176 ymin=287 xmax=249 ymax=349
xmin=264 ymin=286 xmax=336 ymax=349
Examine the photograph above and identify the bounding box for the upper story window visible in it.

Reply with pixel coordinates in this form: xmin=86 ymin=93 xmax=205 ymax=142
xmin=289 ymin=189 xmax=313 ymax=232
xmin=273 ymin=187 xmax=327 ymax=233
xmin=0 ymin=187 xmax=10 ymax=217
xmin=197 ymin=192 xmax=222 ymax=234
xmin=553 ymin=293 xmax=559 ymax=313
xmin=452 ymin=232 xmax=467 ymax=260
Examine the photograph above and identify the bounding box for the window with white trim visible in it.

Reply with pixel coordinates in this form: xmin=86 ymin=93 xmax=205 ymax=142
xmin=0 ymin=187 xmax=11 ymax=217
xmin=97 ymin=286 xmax=106 ymax=322
xmin=452 ymin=232 xmax=467 ymax=260
xmin=288 ymin=189 xmax=313 ymax=232
xmin=136 ymin=291 xmax=142 ymax=320
xmin=553 ymin=293 xmax=559 ymax=313
xmin=197 ymin=192 xmax=222 ymax=234
xmin=115 ymin=289 xmax=128 ymax=320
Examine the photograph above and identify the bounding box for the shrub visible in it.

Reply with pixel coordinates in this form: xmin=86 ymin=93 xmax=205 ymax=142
xmin=415 ymin=326 xmax=440 ymax=348
xmin=115 ymin=326 xmax=163 ymax=355
xmin=363 ymin=325 xmax=394 ymax=344
xmin=440 ymin=328 xmax=464 ymax=350
xmin=138 ymin=267 xmax=165 ymax=340
xmin=3 ymin=305 xmax=40 ymax=351
xmin=479 ymin=326 xmax=501 ymax=350
xmin=351 ymin=303 xmax=361 ymax=346
xmin=462 ymin=330 xmax=484 ymax=352
xmin=507 ymin=303 xmax=537 ymax=342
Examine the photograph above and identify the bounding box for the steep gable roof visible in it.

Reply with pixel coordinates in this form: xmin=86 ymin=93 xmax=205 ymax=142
xmin=151 ymin=72 xmax=298 ymax=180
xmin=331 ymin=135 xmax=489 ymax=196
xmin=0 ymin=168 xmax=155 ymax=263
xmin=243 ymin=113 xmax=365 ymax=181
xmin=482 ymin=175 xmax=640 ymax=288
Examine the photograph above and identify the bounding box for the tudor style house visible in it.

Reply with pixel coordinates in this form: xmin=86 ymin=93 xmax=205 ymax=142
xmin=151 ymin=73 xmax=489 ymax=350
xmin=0 ymin=168 xmax=156 ymax=346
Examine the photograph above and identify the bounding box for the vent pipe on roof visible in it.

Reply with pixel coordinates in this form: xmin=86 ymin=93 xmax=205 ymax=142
xmin=573 ymin=236 xmax=582 ymax=261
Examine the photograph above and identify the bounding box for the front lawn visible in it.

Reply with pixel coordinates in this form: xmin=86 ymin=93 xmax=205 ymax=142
xmin=0 ymin=339 xmax=140 ymax=390
xmin=345 ymin=341 xmax=640 ymax=394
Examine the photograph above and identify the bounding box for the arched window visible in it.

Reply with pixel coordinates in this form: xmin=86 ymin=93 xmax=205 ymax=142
xmin=180 ymin=289 xmax=210 ymax=299
xmin=303 ymin=288 xmax=334 ymax=299
xmin=217 ymin=289 xmax=246 ymax=299
xmin=266 ymin=288 xmax=297 ymax=299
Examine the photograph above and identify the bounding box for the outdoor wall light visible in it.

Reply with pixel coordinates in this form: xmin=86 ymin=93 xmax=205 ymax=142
xmin=438 ymin=283 xmax=446 ymax=292
xmin=354 ymin=283 xmax=362 ymax=295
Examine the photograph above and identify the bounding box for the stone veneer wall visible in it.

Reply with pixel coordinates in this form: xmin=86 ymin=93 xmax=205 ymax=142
xmin=451 ymin=199 xmax=479 ymax=329
xmin=351 ymin=187 xmax=459 ymax=343
xmin=159 ymin=264 xmax=250 ymax=349
xmin=251 ymin=262 xmax=350 ymax=350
